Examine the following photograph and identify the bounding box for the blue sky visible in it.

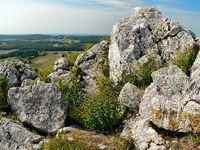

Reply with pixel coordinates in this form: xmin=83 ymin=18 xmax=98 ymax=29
xmin=0 ymin=0 xmax=199 ymax=36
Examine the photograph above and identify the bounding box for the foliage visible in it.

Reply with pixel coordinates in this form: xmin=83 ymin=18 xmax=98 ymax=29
xmin=58 ymin=65 xmax=81 ymax=122
xmin=36 ymin=68 xmax=52 ymax=83
xmin=66 ymin=51 xmax=81 ymax=67
xmin=0 ymin=76 xmax=8 ymax=108
xmin=43 ymin=137 xmax=88 ymax=150
xmin=113 ymin=136 xmax=134 ymax=150
xmin=173 ymin=46 xmax=199 ymax=76
xmin=120 ymin=57 xmax=160 ymax=89
xmin=72 ymin=93 xmax=125 ymax=134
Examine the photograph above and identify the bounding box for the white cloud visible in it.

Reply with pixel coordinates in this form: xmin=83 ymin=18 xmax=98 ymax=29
xmin=0 ymin=0 xmax=134 ymax=34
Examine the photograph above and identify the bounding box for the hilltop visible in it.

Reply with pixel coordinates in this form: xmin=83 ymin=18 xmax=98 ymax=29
xmin=0 ymin=7 xmax=200 ymax=150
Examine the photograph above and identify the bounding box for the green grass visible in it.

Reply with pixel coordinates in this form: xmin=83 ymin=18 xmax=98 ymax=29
xmin=173 ymin=46 xmax=199 ymax=76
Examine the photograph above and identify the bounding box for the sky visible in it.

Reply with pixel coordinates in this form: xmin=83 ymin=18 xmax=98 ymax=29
xmin=0 ymin=0 xmax=199 ymax=36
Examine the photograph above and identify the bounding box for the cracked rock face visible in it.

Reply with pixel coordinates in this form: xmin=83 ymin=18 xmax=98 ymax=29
xmin=0 ymin=118 xmax=43 ymax=150
xmin=75 ymin=41 xmax=109 ymax=97
xmin=8 ymin=82 xmax=68 ymax=133
xmin=109 ymin=7 xmax=197 ymax=83
xmin=140 ymin=65 xmax=200 ymax=133
xmin=0 ymin=59 xmax=37 ymax=87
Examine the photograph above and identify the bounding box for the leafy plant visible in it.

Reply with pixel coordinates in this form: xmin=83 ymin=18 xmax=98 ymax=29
xmin=173 ymin=46 xmax=199 ymax=76
xmin=120 ymin=57 xmax=160 ymax=89
xmin=0 ymin=76 xmax=8 ymax=108
xmin=36 ymin=68 xmax=52 ymax=83
xmin=72 ymin=93 xmax=125 ymax=134
xmin=43 ymin=137 xmax=88 ymax=150
xmin=66 ymin=51 xmax=81 ymax=67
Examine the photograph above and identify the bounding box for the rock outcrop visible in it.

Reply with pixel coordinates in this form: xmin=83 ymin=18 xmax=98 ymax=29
xmin=0 ymin=118 xmax=43 ymax=150
xmin=118 ymin=83 xmax=143 ymax=114
xmin=48 ymin=57 xmax=72 ymax=84
xmin=0 ymin=59 xmax=37 ymax=87
xmin=109 ymin=7 xmax=198 ymax=83
xmin=75 ymin=41 xmax=109 ymax=97
xmin=8 ymin=82 xmax=68 ymax=133
xmin=140 ymin=65 xmax=200 ymax=133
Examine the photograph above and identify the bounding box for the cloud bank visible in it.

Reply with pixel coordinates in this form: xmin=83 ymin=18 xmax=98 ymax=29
xmin=0 ymin=0 xmax=199 ymax=36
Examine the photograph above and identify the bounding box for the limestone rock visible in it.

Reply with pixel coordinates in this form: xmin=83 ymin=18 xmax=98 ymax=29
xmin=75 ymin=41 xmax=109 ymax=97
xmin=0 ymin=118 xmax=43 ymax=150
xmin=48 ymin=57 xmax=72 ymax=85
xmin=118 ymin=83 xmax=143 ymax=114
xmin=128 ymin=117 xmax=168 ymax=150
xmin=48 ymin=69 xmax=72 ymax=84
xmin=54 ymin=57 xmax=69 ymax=71
xmin=140 ymin=65 xmax=200 ymax=133
xmin=109 ymin=7 xmax=197 ymax=83
xmin=8 ymin=82 xmax=68 ymax=133
xmin=0 ymin=59 xmax=37 ymax=87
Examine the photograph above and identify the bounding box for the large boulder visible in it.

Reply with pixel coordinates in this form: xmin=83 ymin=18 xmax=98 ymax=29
xmin=75 ymin=41 xmax=109 ymax=97
xmin=109 ymin=7 xmax=198 ymax=83
xmin=8 ymin=82 xmax=68 ymax=133
xmin=0 ymin=118 xmax=43 ymax=150
xmin=140 ymin=65 xmax=200 ymax=133
xmin=0 ymin=59 xmax=37 ymax=87
xmin=118 ymin=83 xmax=143 ymax=114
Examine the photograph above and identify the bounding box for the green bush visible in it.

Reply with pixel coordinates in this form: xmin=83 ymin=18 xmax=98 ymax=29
xmin=66 ymin=51 xmax=81 ymax=67
xmin=173 ymin=46 xmax=199 ymax=76
xmin=121 ymin=57 xmax=160 ymax=89
xmin=36 ymin=68 xmax=52 ymax=83
xmin=0 ymin=76 xmax=8 ymax=108
xmin=72 ymin=93 xmax=125 ymax=134
xmin=43 ymin=137 xmax=87 ymax=150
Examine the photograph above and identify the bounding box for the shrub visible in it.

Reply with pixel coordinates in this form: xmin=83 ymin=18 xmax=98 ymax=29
xmin=121 ymin=57 xmax=160 ymax=89
xmin=72 ymin=93 xmax=125 ymax=134
xmin=43 ymin=137 xmax=87 ymax=150
xmin=113 ymin=136 xmax=134 ymax=150
xmin=173 ymin=46 xmax=199 ymax=76
xmin=36 ymin=68 xmax=52 ymax=83
xmin=66 ymin=51 xmax=81 ymax=67
xmin=0 ymin=76 xmax=8 ymax=108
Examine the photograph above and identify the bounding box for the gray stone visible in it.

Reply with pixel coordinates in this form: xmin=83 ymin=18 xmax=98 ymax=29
xmin=8 ymin=82 xmax=68 ymax=133
xmin=129 ymin=117 xmax=168 ymax=150
xmin=54 ymin=57 xmax=69 ymax=71
xmin=0 ymin=118 xmax=43 ymax=150
xmin=48 ymin=69 xmax=72 ymax=85
xmin=118 ymin=83 xmax=143 ymax=114
xmin=75 ymin=41 xmax=109 ymax=97
xmin=140 ymin=65 xmax=200 ymax=133
xmin=0 ymin=59 xmax=37 ymax=87
xmin=109 ymin=7 xmax=197 ymax=83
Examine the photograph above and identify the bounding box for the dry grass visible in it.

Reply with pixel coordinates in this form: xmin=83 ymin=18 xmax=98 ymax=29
xmin=32 ymin=53 xmax=61 ymax=69
xmin=0 ymin=50 xmax=17 ymax=54
xmin=57 ymin=128 xmax=133 ymax=150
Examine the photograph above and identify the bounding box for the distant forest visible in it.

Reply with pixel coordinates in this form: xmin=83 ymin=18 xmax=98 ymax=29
xmin=0 ymin=34 xmax=110 ymax=59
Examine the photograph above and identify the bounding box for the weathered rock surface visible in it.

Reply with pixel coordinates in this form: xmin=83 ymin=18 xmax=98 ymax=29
xmin=109 ymin=7 xmax=198 ymax=83
xmin=48 ymin=57 xmax=72 ymax=84
xmin=140 ymin=65 xmax=200 ymax=133
xmin=8 ymin=82 xmax=68 ymax=133
xmin=54 ymin=57 xmax=69 ymax=71
xmin=0 ymin=118 xmax=43 ymax=150
xmin=75 ymin=41 xmax=109 ymax=97
xmin=0 ymin=59 xmax=37 ymax=87
xmin=118 ymin=83 xmax=143 ymax=114
xmin=122 ymin=117 xmax=168 ymax=150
